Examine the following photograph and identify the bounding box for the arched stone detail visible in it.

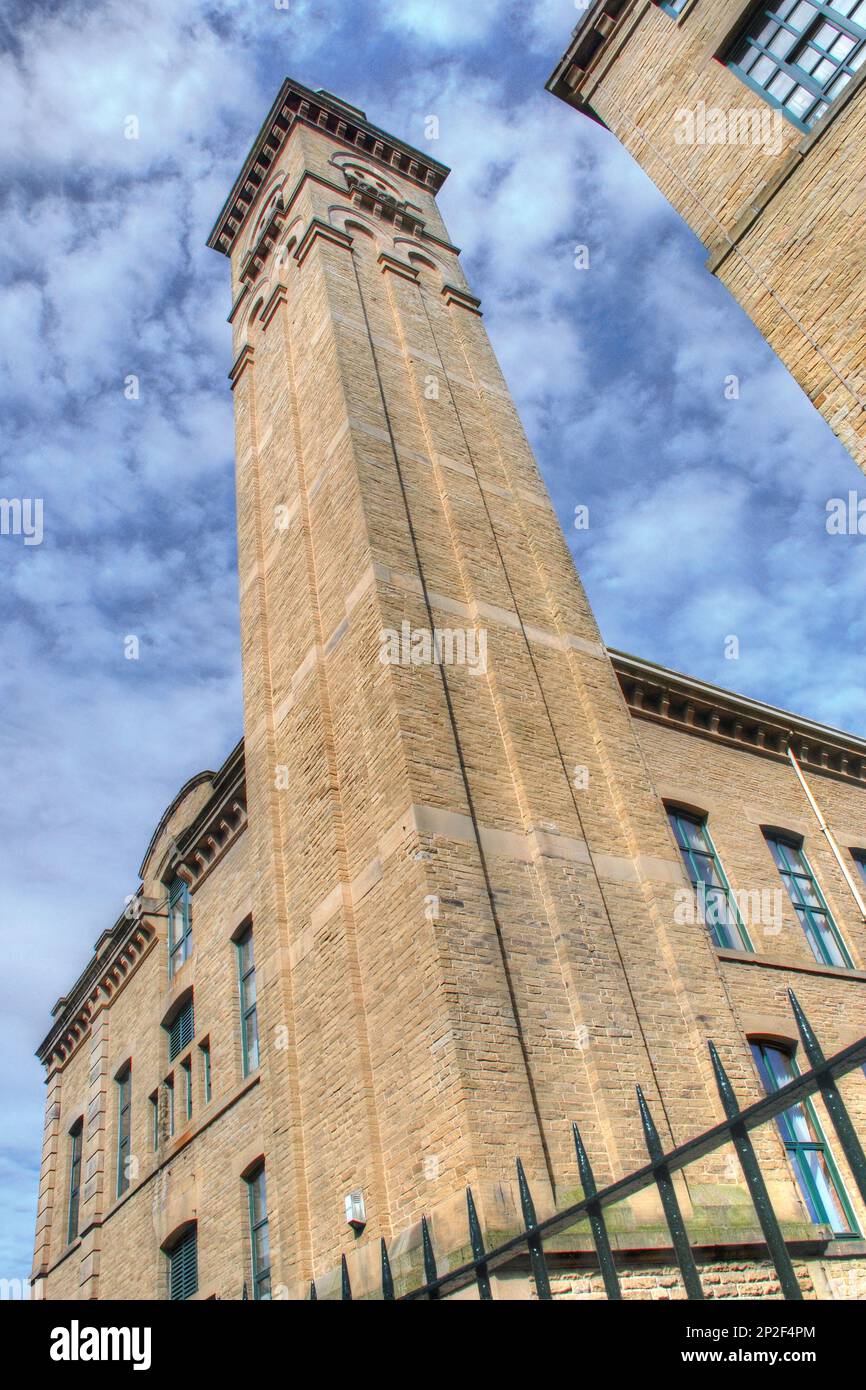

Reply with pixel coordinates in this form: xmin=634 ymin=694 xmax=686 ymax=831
xmin=327 ymin=204 xmax=388 ymax=253
xmin=327 ymin=156 xmax=427 ymax=236
xmin=158 ymin=1205 xmax=199 ymax=1256
xmin=329 ymin=151 xmax=405 ymax=201
xmin=393 ymin=235 xmax=452 ymax=281
xmin=240 ymin=172 xmax=288 ymax=260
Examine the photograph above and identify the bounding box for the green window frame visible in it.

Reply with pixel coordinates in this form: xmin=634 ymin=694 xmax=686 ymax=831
xmin=168 ymin=1225 xmax=198 ymax=1301
xmin=668 ymin=809 xmax=753 ymax=951
xmin=200 ymin=1040 xmax=212 ymax=1104
xmin=751 ymin=1041 xmax=859 ymax=1236
xmin=116 ymin=1064 xmax=132 ymax=1198
xmin=168 ymin=997 xmax=195 ymax=1062
xmin=764 ymin=833 xmax=852 ymax=968
xmin=246 ymin=1164 xmax=272 ymax=1300
xmin=150 ymin=1092 xmax=159 ymax=1151
xmin=166 ymin=1075 xmax=175 ymax=1139
xmin=659 ymin=0 xmax=690 ymax=16
xmin=237 ymin=925 xmax=259 ymax=1077
xmin=167 ymin=877 xmax=193 ymax=979
xmin=67 ymin=1120 xmax=83 ymax=1244
xmin=181 ymin=1057 xmax=193 ymax=1122
xmin=727 ymin=0 xmax=866 ymax=132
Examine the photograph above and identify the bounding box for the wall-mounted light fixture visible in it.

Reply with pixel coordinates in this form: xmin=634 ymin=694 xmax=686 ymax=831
xmin=344 ymin=1189 xmax=366 ymax=1231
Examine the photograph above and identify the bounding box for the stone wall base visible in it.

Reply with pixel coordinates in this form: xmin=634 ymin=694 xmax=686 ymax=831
xmin=485 ymin=1249 xmax=866 ymax=1301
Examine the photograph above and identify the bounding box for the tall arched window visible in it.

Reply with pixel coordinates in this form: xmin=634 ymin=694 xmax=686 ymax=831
xmin=763 ymin=832 xmax=852 ymax=968
xmin=116 ymin=1063 xmax=132 ymax=1198
xmin=67 ymin=1119 xmax=83 ymax=1244
xmin=167 ymin=877 xmax=192 ymax=978
xmin=245 ymin=1163 xmax=271 ymax=1300
xmin=751 ymin=1040 xmax=858 ymax=1236
xmin=236 ymin=923 xmax=259 ymax=1077
xmin=667 ymin=808 xmax=752 ymax=951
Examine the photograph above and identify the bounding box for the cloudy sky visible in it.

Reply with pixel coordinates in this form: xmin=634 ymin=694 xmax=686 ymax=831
xmin=1 ymin=0 xmax=864 ymax=1286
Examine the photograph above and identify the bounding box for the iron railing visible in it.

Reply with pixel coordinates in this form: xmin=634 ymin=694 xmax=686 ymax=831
xmin=312 ymin=989 xmax=866 ymax=1301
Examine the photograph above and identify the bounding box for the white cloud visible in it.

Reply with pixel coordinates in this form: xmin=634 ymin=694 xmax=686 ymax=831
xmin=378 ymin=0 xmax=582 ymax=52
xmin=379 ymin=0 xmax=502 ymax=45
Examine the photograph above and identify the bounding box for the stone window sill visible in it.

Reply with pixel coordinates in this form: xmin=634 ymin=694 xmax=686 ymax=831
xmin=717 ymin=947 xmax=866 ymax=982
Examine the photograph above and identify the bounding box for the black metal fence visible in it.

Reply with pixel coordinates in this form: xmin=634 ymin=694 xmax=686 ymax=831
xmin=315 ymin=989 xmax=866 ymax=1301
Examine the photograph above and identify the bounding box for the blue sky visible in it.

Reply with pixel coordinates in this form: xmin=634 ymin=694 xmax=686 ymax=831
xmin=1 ymin=0 xmax=864 ymax=1287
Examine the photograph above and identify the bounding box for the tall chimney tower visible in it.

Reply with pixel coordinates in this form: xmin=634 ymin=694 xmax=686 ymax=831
xmin=207 ymin=81 xmax=790 ymax=1293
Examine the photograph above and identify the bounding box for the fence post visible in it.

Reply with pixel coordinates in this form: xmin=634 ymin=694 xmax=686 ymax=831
xmin=708 ymin=1042 xmax=803 ymax=1300
xmin=572 ymin=1122 xmax=622 ymax=1300
xmin=466 ymin=1187 xmax=493 ymax=1301
xmin=636 ymin=1086 xmax=704 ymax=1299
xmin=381 ymin=1238 xmax=395 ymax=1301
xmin=422 ymin=1215 xmax=439 ymax=1300
xmin=516 ymin=1158 xmax=552 ymax=1300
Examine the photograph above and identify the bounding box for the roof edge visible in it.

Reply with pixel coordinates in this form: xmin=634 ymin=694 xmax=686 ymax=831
xmin=207 ymin=78 xmax=451 ymax=255
xmin=608 ymin=648 xmax=866 ymax=752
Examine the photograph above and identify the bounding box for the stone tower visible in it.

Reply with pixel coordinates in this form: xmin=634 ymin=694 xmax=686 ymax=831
xmin=206 ymin=80 xmax=804 ymax=1290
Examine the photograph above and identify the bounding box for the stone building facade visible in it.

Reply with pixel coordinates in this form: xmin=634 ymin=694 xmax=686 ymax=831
xmin=32 ymin=81 xmax=866 ymax=1300
xmin=547 ymin=0 xmax=866 ymax=471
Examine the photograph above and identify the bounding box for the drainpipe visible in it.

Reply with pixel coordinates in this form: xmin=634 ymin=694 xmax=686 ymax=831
xmin=786 ymin=740 xmax=866 ymax=922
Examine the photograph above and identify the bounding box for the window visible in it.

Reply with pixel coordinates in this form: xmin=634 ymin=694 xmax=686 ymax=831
xmin=116 ymin=1065 xmax=132 ymax=1197
xmin=67 ymin=1121 xmax=83 ymax=1244
xmin=167 ymin=877 xmax=193 ymax=978
xmin=851 ymin=849 xmax=866 ymax=890
xmin=150 ymin=1091 xmax=159 ymax=1151
xmin=166 ymin=1075 xmax=175 ymax=1138
xmin=668 ymin=809 xmax=753 ymax=951
xmin=659 ymin=0 xmax=690 ymax=15
xmin=200 ymin=1040 xmax=212 ymax=1104
xmin=751 ymin=1041 xmax=858 ymax=1235
xmin=167 ymin=1226 xmax=198 ymax=1301
xmin=168 ymin=997 xmax=195 ymax=1061
xmin=727 ymin=0 xmax=866 ymax=132
xmin=237 ymin=925 xmax=259 ymax=1076
xmin=181 ymin=1057 xmax=193 ymax=1122
xmin=246 ymin=1165 xmax=272 ymax=1300
xmin=764 ymin=833 xmax=852 ymax=967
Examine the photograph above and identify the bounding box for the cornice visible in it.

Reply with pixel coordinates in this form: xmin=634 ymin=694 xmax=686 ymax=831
xmin=442 ymin=284 xmax=483 ymax=315
xmin=260 ymin=283 xmax=289 ymax=329
xmin=294 ymin=217 xmax=354 ymax=268
xmin=228 ymin=282 xmax=251 ymax=324
xmin=137 ymin=769 xmax=217 ymax=877
xmin=37 ymin=920 xmax=157 ymax=1069
xmin=378 ymin=251 xmax=420 ymax=284
xmin=546 ymin=0 xmax=642 ymax=114
xmin=207 ymin=79 xmax=450 ymax=258
xmin=171 ymin=780 xmax=248 ymax=899
xmin=144 ymin=738 xmax=247 ymax=890
xmin=609 ymin=649 xmax=866 ymax=786
xmin=229 ymin=342 xmax=255 ymax=389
